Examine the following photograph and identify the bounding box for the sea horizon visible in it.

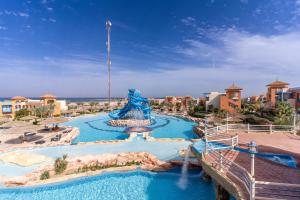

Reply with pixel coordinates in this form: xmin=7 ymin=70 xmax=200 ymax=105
xmin=0 ymin=96 xmax=165 ymax=102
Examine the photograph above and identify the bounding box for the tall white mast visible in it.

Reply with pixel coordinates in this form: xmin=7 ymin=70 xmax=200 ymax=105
xmin=106 ymin=20 xmax=112 ymax=107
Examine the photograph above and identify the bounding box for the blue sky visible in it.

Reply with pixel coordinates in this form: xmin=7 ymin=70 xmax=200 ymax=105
xmin=0 ymin=0 xmax=300 ymax=98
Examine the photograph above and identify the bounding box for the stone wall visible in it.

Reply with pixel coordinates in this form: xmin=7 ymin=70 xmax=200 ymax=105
xmin=4 ymin=152 xmax=172 ymax=187
xmin=108 ymin=119 xmax=151 ymax=127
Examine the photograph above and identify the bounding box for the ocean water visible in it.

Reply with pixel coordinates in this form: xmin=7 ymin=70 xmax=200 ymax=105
xmin=0 ymin=170 xmax=215 ymax=200
xmin=0 ymin=97 xmax=119 ymax=102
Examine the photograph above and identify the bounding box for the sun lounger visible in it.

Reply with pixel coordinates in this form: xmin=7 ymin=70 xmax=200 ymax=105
xmin=35 ymin=140 xmax=45 ymax=144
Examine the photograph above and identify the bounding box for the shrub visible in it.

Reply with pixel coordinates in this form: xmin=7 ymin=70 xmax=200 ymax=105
xmin=189 ymin=112 xmax=206 ymax=118
xmin=40 ymin=171 xmax=50 ymax=180
xmin=54 ymin=154 xmax=68 ymax=174
xmin=15 ymin=109 xmax=30 ymax=120
xmin=244 ymin=114 xmax=271 ymax=125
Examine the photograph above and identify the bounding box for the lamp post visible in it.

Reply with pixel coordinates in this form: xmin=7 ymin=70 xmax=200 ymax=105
xmin=204 ymin=117 xmax=208 ymax=153
xmin=204 ymin=117 xmax=208 ymax=132
xmin=106 ymin=20 xmax=112 ymax=107
xmin=248 ymin=140 xmax=257 ymax=177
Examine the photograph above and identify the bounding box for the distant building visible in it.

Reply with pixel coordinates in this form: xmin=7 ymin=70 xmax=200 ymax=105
xmin=220 ymin=84 xmax=242 ymax=113
xmin=148 ymin=98 xmax=164 ymax=105
xmin=164 ymin=96 xmax=194 ymax=110
xmin=205 ymin=92 xmax=224 ymax=111
xmin=288 ymin=87 xmax=300 ymax=113
xmin=205 ymin=83 xmax=242 ymax=113
xmin=0 ymin=94 xmax=67 ymax=118
xmin=266 ymin=80 xmax=289 ymax=107
xmin=245 ymin=94 xmax=266 ymax=104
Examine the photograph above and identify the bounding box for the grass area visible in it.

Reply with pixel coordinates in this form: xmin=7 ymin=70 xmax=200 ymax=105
xmin=77 ymin=161 xmax=141 ymax=173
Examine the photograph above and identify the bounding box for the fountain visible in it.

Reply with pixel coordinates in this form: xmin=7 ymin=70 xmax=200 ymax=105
xmin=108 ymin=89 xmax=152 ymax=134
xmin=124 ymin=109 xmax=152 ymax=133
xmin=177 ymin=146 xmax=191 ymax=190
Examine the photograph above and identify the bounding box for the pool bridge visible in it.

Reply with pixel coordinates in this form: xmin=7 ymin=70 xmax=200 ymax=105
xmin=192 ymin=124 xmax=300 ymax=200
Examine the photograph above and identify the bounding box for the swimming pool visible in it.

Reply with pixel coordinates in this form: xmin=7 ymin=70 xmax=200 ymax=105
xmin=192 ymin=141 xmax=297 ymax=168
xmin=0 ymin=170 xmax=215 ymax=200
xmin=64 ymin=114 xmax=198 ymax=143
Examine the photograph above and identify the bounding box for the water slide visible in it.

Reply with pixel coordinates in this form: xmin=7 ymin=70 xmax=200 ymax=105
xmin=109 ymin=89 xmax=152 ymax=120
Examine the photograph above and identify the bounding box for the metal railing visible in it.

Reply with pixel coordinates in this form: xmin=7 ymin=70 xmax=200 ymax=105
xmin=203 ymin=150 xmax=300 ymax=200
xmin=203 ymin=151 xmax=255 ymax=199
xmin=201 ymin=124 xmax=300 ymax=200
xmin=205 ymin=123 xmax=296 ymax=135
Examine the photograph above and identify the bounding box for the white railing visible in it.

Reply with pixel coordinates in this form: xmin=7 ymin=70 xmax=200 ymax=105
xmin=205 ymin=123 xmax=296 ymax=136
xmin=204 ymin=134 xmax=238 ymax=152
xmin=200 ymin=124 xmax=299 ymax=200
xmin=203 ymin=150 xmax=300 ymax=200
xmin=203 ymin=151 xmax=255 ymax=199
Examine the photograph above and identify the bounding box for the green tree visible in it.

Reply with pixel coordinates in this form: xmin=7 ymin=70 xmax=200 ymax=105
xmin=15 ymin=109 xmax=30 ymax=119
xmin=274 ymin=102 xmax=293 ymax=125
xmin=54 ymin=154 xmax=68 ymax=174
xmin=175 ymin=102 xmax=182 ymax=111
xmin=40 ymin=171 xmax=50 ymax=180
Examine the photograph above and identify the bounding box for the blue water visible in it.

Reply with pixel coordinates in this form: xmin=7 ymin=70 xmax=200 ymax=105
xmin=192 ymin=140 xmax=297 ymax=168
xmin=0 ymin=140 xmax=191 ymax=177
xmin=0 ymin=170 xmax=215 ymax=200
xmin=64 ymin=114 xmax=129 ymax=142
xmin=236 ymin=147 xmax=297 ymax=168
xmin=64 ymin=114 xmax=197 ymax=143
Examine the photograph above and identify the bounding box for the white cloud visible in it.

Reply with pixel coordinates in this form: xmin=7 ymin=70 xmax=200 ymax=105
xmin=0 ymin=26 xmax=8 ymax=30
xmin=181 ymin=17 xmax=196 ymax=27
xmin=172 ymin=29 xmax=300 ymax=96
xmin=0 ymin=10 xmax=29 ymax=17
xmin=18 ymin=12 xmax=29 ymax=17
xmin=49 ymin=18 xmax=56 ymax=23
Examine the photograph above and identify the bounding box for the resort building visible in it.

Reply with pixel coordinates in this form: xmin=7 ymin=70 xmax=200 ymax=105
xmin=220 ymin=84 xmax=242 ymax=113
xmin=164 ymin=96 xmax=194 ymax=110
xmin=148 ymin=98 xmax=164 ymax=105
xmin=0 ymin=94 xmax=67 ymax=118
xmin=205 ymin=92 xmax=224 ymax=111
xmin=288 ymin=87 xmax=300 ymax=113
xmin=266 ymin=80 xmax=289 ymax=107
xmin=205 ymin=84 xmax=243 ymax=113
xmin=264 ymin=80 xmax=300 ymax=113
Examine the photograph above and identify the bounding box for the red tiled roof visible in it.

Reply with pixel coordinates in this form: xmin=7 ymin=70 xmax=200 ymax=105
xmin=225 ymin=84 xmax=242 ymax=90
xmin=11 ymin=96 xmax=27 ymax=101
xmin=266 ymin=80 xmax=289 ymax=87
xmin=40 ymin=94 xmax=56 ymax=99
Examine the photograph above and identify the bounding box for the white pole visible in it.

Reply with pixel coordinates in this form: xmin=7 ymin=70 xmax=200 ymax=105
xmin=106 ymin=20 xmax=112 ymax=108
xmin=250 ymin=179 xmax=255 ymax=200
xmin=251 ymin=153 xmax=255 ymax=177
xmin=219 ymin=152 xmax=223 ymax=172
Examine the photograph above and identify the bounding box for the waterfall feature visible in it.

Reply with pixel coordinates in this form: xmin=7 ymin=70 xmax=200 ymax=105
xmin=177 ymin=146 xmax=190 ymax=190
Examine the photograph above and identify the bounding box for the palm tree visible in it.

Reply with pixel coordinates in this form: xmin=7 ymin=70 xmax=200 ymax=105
xmin=274 ymin=102 xmax=293 ymax=125
xmin=48 ymin=104 xmax=55 ymax=117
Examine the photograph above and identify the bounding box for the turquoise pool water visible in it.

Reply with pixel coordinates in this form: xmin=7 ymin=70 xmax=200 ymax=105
xmin=64 ymin=114 xmax=197 ymax=143
xmin=0 ymin=140 xmax=191 ymax=177
xmin=0 ymin=170 xmax=215 ymax=200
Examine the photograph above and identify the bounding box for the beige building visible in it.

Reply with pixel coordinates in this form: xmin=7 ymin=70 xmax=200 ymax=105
xmin=0 ymin=94 xmax=67 ymax=118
